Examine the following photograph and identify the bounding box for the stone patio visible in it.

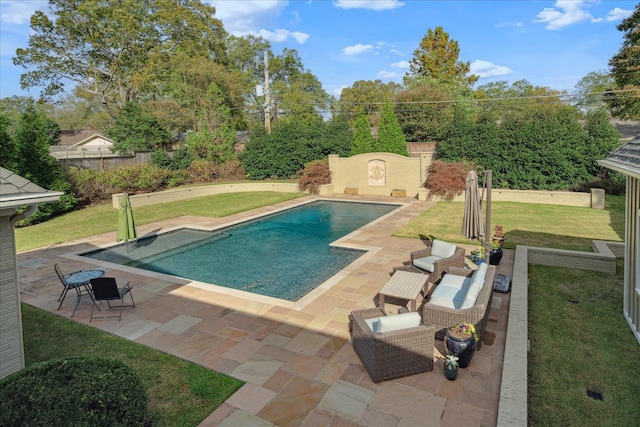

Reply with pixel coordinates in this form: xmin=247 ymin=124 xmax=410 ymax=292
xmin=16 ymin=195 xmax=514 ymax=426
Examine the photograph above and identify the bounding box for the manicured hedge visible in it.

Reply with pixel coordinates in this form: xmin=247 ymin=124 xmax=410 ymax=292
xmin=0 ymin=357 xmax=147 ymax=426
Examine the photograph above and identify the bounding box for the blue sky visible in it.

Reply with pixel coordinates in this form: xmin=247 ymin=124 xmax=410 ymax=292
xmin=0 ymin=0 xmax=635 ymax=100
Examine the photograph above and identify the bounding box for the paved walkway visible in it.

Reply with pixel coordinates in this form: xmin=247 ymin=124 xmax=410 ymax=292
xmin=17 ymin=195 xmax=514 ymax=427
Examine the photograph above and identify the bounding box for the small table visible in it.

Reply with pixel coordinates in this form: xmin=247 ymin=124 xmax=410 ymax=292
xmin=378 ymin=270 xmax=430 ymax=312
xmin=64 ymin=269 xmax=104 ymax=317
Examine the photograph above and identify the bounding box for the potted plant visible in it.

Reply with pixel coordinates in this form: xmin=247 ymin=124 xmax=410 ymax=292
xmin=444 ymin=355 xmax=459 ymax=380
xmin=444 ymin=322 xmax=479 ymax=368
xmin=491 ymin=224 xmax=506 ymax=248
xmin=470 ymin=246 xmax=485 ymax=265
xmin=489 ymin=240 xmax=503 ymax=265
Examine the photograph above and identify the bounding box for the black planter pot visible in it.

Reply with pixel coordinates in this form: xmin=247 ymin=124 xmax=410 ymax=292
xmin=444 ymin=366 xmax=458 ymax=380
xmin=489 ymin=248 xmax=503 ymax=265
xmin=444 ymin=330 xmax=477 ymax=368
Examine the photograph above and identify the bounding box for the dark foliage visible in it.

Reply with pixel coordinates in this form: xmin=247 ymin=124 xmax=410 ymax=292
xmin=106 ymin=102 xmax=171 ymax=155
xmin=297 ymin=159 xmax=331 ymax=194
xmin=423 ymin=160 xmax=467 ymax=201
xmin=0 ymin=357 xmax=147 ymax=427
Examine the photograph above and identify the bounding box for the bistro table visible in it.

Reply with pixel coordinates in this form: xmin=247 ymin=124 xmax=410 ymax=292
xmin=63 ymin=269 xmax=104 ymax=317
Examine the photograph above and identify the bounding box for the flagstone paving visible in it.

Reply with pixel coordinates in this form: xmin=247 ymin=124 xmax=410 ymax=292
xmin=17 ymin=194 xmax=514 ymax=426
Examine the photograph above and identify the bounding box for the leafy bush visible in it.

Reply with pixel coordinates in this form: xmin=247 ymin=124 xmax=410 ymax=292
xmin=423 ymin=160 xmax=467 ymax=201
xmin=0 ymin=357 xmax=147 ymax=426
xmin=298 ymin=160 xmax=331 ymax=194
xmin=572 ymin=172 xmax=626 ymax=196
xmin=187 ymin=159 xmax=245 ymax=183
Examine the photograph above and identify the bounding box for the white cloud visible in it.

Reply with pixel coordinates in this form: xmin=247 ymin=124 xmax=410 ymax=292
xmin=343 ymin=43 xmax=374 ymax=56
xmin=390 ymin=48 xmax=404 ymax=56
xmin=333 ymin=1 xmax=404 ymax=11
xmin=533 ymin=0 xmax=594 ymax=30
xmin=0 ymin=0 xmax=48 ymax=24
xmin=470 ymin=60 xmax=513 ymax=78
xmin=207 ymin=0 xmax=286 ymax=34
xmin=378 ymin=70 xmax=400 ymax=79
xmin=391 ymin=60 xmax=409 ymax=69
xmin=604 ymin=7 xmax=633 ymax=22
xmin=332 ymin=85 xmax=349 ymax=97
xmin=257 ymin=28 xmax=309 ymax=44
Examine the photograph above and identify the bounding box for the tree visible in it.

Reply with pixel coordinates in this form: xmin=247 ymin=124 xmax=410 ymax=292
xmin=239 ymin=118 xmax=326 ymax=179
xmin=321 ymin=113 xmax=352 ymax=157
xmin=13 ymin=104 xmax=75 ymax=222
xmin=573 ymin=71 xmax=615 ymax=113
xmin=607 ymin=3 xmax=640 ymax=119
xmin=351 ymin=114 xmax=374 ymax=155
xmin=583 ymin=108 xmax=621 ymax=176
xmin=106 ymin=102 xmax=171 ymax=155
xmin=394 ymin=85 xmax=454 ymax=142
xmin=408 ymin=26 xmax=478 ymax=86
xmin=376 ymin=102 xmax=407 ymax=155
xmin=13 ymin=0 xmax=228 ymax=115
xmin=0 ymin=114 xmax=16 ymax=170
xmin=337 ymin=80 xmax=402 ymax=125
xmin=186 ymin=82 xmax=236 ymax=163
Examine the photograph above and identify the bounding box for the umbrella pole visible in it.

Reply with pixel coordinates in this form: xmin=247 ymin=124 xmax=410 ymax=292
xmin=484 ymin=170 xmax=492 ymax=252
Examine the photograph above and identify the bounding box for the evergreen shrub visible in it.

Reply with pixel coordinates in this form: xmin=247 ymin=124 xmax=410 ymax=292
xmin=0 ymin=357 xmax=147 ymax=426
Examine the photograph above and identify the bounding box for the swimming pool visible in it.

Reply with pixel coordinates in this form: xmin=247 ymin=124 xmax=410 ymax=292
xmin=82 ymin=200 xmax=399 ymax=301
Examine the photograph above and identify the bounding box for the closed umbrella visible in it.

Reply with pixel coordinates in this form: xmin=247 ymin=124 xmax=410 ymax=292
xmin=461 ymin=171 xmax=484 ymax=241
xmin=117 ymin=194 xmax=137 ymax=251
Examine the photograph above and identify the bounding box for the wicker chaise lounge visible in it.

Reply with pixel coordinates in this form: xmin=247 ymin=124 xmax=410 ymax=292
xmin=349 ymin=308 xmax=435 ymax=382
xmin=405 ymin=239 xmax=466 ymax=284
xmin=422 ymin=265 xmax=496 ymax=349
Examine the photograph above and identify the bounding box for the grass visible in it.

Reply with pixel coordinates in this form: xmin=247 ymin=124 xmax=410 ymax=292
xmin=16 ymin=191 xmax=306 ymax=252
xmin=393 ymin=196 xmax=625 ymax=251
xmin=20 ymin=304 xmax=243 ymax=426
xmin=528 ymin=261 xmax=640 ymax=425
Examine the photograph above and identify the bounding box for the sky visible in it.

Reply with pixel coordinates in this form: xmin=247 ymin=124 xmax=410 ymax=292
xmin=0 ymin=0 xmax=635 ymax=100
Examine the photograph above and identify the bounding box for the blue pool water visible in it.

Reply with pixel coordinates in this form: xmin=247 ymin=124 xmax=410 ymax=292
xmin=83 ymin=200 xmax=399 ymax=301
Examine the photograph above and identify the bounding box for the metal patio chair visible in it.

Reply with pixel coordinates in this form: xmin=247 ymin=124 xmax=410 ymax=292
xmin=89 ymin=277 xmax=135 ymax=322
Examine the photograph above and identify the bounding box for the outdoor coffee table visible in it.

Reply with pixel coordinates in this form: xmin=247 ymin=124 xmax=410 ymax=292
xmin=378 ymin=270 xmax=430 ymax=312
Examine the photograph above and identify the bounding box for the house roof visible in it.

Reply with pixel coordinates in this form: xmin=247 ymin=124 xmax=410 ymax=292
xmin=599 ymin=133 xmax=640 ymax=179
xmin=59 ymin=128 xmax=101 ymax=146
xmin=0 ymin=168 xmax=63 ymax=209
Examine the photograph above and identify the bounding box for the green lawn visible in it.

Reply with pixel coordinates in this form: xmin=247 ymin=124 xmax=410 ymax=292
xmin=394 ymin=196 xmax=625 ymax=251
xmin=12 ymin=192 xmax=639 ymax=425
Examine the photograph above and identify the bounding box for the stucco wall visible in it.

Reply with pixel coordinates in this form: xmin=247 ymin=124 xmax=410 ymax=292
xmin=0 ymin=211 xmax=24 ymax=379
xmin=451 ymin=188 xmax=602 ymax=208
xmin=327 ymin=153 xmax=432 ymax=199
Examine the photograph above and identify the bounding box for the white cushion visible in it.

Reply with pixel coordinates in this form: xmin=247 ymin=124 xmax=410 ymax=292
xmin=472 ymin=263 xmax=488 ymax=283
xmin=364 ymin=317 xmax=380 ymax=332
xmin=437 ymin=274 xmax=469 ymax=290
xmin=431 ymin=239 xmax=457 ymax=259
xmin=375 ymin=312 xmax=421 ymax=333
xmin=461 ymin=281 xmax=483 ymax=309
xmin=428 ymin=285 xmax=468 ymax=309
xmin=413 ymin=255 xmax=439 ymax=272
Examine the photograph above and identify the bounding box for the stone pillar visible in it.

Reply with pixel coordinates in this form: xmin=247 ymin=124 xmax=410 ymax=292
xmin=590 ymin=188 xmax=605 ymax=209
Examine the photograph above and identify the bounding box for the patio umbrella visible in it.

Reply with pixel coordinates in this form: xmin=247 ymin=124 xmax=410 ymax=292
xmin=117 ymin=194 xmax=137 ymax=251
xmin=461 ymin=170 xmax=484 ymax=241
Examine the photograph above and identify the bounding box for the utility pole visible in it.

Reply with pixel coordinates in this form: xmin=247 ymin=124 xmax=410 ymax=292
xmin=264 ymin=51 xmax=271 ymax=134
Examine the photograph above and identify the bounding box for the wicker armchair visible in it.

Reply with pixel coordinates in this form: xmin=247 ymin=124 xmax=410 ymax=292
xmin=422 ymin=265 xmax=496 ymax=349
xmin=349 ymin=308 xmax=435 ymax=382
xmin=409 ymin=240 xmax=466 ymax=283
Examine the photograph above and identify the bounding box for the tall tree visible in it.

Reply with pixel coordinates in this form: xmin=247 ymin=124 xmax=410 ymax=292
xmin=106 ymin=102 xmax=170 ymax=154
xmin=337 ymin=80 xmax=402 ymax=126
xmin=13 ymin=104 xmax=75 ymax=222
xmin=351 ymin=114 xmax=374 ymax=155
xmin=573 ymin=71 xmax=615 ymax=113
xmin=13 ymin=0 xmax=228 ymax=116
xmin=376 ymin=102 xmax=407 ymax=155
xmin=186 ymin=82 xmax=235 ymax=163
xmin=394 ymin=85 xmax=454 ymax=142
xmin=408 ymin=26 xmax=478 ymax=86
xmin=607 ymin=3 xmax=640 ymax=119
xmin=0 ymin=114 xmax=16 ymax=170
